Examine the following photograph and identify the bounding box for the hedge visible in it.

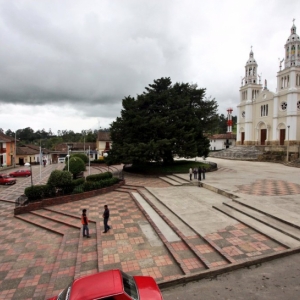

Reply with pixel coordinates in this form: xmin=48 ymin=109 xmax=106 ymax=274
xmin=25 ymin=185 xmax=56 ymax=201
xmin=82 ymin=177 xmax=119 ymax=192
xmin=86 ymin=172 xmax=112 ymax=182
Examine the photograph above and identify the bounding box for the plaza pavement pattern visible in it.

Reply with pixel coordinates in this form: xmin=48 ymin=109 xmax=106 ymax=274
xmin=0 ymin=159 xmax=300 ymax=299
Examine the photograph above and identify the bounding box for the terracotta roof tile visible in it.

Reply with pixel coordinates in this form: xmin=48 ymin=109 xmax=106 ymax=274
xmin=97 ymin=131 xmax=111 ymax=141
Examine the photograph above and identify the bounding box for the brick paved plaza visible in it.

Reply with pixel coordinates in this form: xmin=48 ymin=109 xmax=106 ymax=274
xmin=0 ymin=159 xmax=300 ymax=299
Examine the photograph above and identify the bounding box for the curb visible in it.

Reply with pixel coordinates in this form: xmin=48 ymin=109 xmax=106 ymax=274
xmin=158 ymin=246 xmax=300 ymax=290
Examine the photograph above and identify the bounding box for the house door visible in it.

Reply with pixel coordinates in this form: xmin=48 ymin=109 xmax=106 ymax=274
xmin=241 ymin=132 xmax=245 ymax=145
xmin=261 ymin=129 xmax=267 ymax=145
xmin=279 ymin=129 xmax=285 ymax=145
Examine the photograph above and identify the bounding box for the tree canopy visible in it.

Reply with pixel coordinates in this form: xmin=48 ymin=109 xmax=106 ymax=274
xmin=109 ymin=77 xmax=219 ymax=165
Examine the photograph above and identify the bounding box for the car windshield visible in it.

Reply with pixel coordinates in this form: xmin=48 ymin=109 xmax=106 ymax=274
xmin=121 ymin=271 xmax=139 ymax=300
xmin=57 ymin=283 xmax=72 ymax=300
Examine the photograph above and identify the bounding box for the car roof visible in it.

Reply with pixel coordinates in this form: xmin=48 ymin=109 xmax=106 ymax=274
xmin=70 ymin=269 xmax=123 ymax=300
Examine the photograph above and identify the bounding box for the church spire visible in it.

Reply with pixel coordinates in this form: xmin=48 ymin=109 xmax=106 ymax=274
xmin=284 ymin=20 xmax=300 ymax=68
xmin=244 ymin=46 xmax=258 ymax=85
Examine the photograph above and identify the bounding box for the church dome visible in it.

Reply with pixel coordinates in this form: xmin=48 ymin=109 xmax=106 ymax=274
xmin=246 ymin=49 xmax=257 ymax=65
xmin=286 ymin=23 xmax=300 ymax=43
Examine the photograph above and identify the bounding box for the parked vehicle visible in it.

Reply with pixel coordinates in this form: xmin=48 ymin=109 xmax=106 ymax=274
xmin=9 ymin=169 xmax=31 ymax=177
xmin=0 ymin=174 xmax=16 ymax=185
xmin=58 ymin=157 xmax=66 ymax=163
xmin=47 ymin=269 xmax=163 ymax=300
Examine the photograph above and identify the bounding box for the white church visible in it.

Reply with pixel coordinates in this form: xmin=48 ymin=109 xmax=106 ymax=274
xmin=237 ymin=22 xmax=300 ymax=158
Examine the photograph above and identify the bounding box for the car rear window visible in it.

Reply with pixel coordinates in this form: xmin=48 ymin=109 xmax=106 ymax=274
xmin=121 ymin=271 xmax=139 ymax=300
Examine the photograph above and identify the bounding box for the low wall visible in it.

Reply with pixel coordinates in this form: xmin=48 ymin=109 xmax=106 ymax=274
xmin=14 ymin=180 xmax=125 ymax=215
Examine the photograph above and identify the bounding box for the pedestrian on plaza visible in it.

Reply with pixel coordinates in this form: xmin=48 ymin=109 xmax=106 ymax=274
xmin=202 ymin=167 xmax=206 ymax=180
xmin=189 ymin=168 xmax=193 ymax=180
xmin=198 ymin=166 xmax=202 ymax=181
xmin=193 ymin=167 xmax=198 ymax=179
xmin=43 ymin=160 xmax=46 ymax=167
xmin=81 ymin=209 xmax=90 ymax=238
xmin=102 ymin=205 xmax=111 ymax=233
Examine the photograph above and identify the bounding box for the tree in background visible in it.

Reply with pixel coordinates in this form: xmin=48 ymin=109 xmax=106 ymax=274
xmin=109 ymin=77 xmax=219 ymax=165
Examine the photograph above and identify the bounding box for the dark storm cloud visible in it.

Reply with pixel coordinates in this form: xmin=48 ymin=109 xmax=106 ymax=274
xmin=0 ymin=0 xmax=190 ymax=109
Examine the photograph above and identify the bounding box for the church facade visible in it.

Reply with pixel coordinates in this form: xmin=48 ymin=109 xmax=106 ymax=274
xmin=237 ymin=22 xmax=300 ymax=157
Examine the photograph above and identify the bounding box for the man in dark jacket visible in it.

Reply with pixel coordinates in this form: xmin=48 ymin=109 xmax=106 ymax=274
xmin=198 ymin=166 xmax=202 ymax=181
xmin=102 ymin=205 xmax=111 ymax=233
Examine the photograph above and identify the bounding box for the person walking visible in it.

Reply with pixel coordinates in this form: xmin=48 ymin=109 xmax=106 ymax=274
xmin=198 ymin=166 xmax=202 ymax=181
xmin=202 ymin=167 xmax=206 ymax=180
xmin=189 ymin=168 xmax=193 ymax=180
xmin=81 ymin=209 xmax=90 ymax=238
xmin=102 ymin=205 xmax=111 ymax=233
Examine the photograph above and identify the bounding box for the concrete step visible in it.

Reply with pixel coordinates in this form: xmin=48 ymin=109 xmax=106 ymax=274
xmin=166 ymin=175 xmax=188 ymax=184
xmin=223 ymin=201 xmax=300 ymax=241
xmin=232 ymin=199 xmax=300 ymax=229
xmin=15 ymin=212 xmax=76 ymax=234
xmin=159 ymin=176 xmax=182 ymax=186
xmin=209 ymin=146 xmax=263 ymax=160
xmin=213 ymin=204 xmax=300 ymax=248
xmin=32 ymin=209 xmax=81 ymax=229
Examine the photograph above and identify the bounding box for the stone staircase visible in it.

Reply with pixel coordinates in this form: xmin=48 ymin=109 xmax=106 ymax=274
xmin=15 ymin=208 xmax=100 ymax=298
xmin=213 ymin=199 xmax=300 ymax=248
xmin=285 ymin=158 xmax=300 ymax=168
xmin=209 ymin=146 xmax=263 ymax=160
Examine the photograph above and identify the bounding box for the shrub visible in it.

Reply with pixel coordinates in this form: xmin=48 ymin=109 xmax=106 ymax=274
xmin=86 ymin=172 xmax=112 ymax=182
xmin=47 ymin=170 xmax=73 ymax=188
xmin=69 ymin=157 xmax=86 ymax=177
xmin=82 ymin=177 xmax=119 ymax=192
xmin=72 ymin=178 xmax=85 ymax=186
xmin=71 ymin=153 xmax=89 ymax=164
xmin=72 ymin=185 xmax=84 ymax=194
xmin=25 ymin=185 xmax=56 ymax=201
xmin=92 ymin=158 xmax=106 ymax=164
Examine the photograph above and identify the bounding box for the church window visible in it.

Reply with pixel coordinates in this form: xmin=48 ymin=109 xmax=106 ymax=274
xmin=297 ymin=101 xmax=300 ymax=110
xmin=281 ymin=102 xmax=287 ymax=111
xmin=242 ymin=111 xmax=245 ymax=118
xmin=291 ymin=45 xmax=295 ymax=55
xmin=260 ymin=104 xmax=268 ymax=116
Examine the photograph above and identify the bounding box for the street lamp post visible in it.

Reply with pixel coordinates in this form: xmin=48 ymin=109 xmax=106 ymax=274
xmin=14 ymin=130 xmax=19 ymax=168
xmin=24 ymin=162 xmax=33 ymax=186
xmin=287 ymin=125 xmax=290 ymax=162
xmin=103 ymin=152 xmax=109 ymax=172
xmin=88 ymin=146 xmax=91 ymax=175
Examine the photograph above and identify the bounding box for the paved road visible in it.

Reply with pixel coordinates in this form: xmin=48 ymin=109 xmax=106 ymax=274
xmin=162 ymin=252 xmax=300 ymax=300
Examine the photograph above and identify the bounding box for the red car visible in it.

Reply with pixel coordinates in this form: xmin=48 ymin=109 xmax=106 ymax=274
xmin=47 ymin=269 xmax=163 ymax=300
xmin=9 ymin=169 xmax=31 ymax=177
xmin=0 ymin=174 xmax=16 ymax=185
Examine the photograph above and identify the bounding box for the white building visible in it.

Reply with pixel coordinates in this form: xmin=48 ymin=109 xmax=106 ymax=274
xmin=237 ymin=22 xmax=300 ymax=156
xmin=209 ymin=133 xmax=236 ymax=151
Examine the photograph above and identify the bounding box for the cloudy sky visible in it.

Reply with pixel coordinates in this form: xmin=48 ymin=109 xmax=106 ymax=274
xmin=0 ymin=0 xmax=299 ymax=135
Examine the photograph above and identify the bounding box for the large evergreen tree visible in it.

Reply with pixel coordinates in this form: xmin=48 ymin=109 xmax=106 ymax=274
xmin=109 ymin=77 xmax=218 ymax=165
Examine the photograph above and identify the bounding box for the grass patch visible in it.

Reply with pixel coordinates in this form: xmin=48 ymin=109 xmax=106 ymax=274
xmin=124 ymin=160 xmax=214 ymax=175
